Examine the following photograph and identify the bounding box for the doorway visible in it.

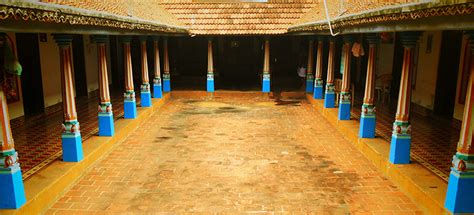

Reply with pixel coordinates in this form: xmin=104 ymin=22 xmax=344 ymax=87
xmin=72 ymin=35 xmax=88 ymax=97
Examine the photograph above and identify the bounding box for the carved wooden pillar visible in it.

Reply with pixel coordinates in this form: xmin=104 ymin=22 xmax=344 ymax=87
xmin=139 ymin=36 xmax=151 ymax=107
xmin=306 ymin=39 xmax=315 ymax=93
xmin=338 ymin=35 xmax=353 ymax=120
xmin=122 ymin=36 xmax=137 ymax=119
xmin=207 ymin=38 xmax=214 ymax=92
xmin=324 ymin=38 xmax=336 ymax=108
xmin=313 ymin=37 xmax=325 ymax=99
xmin=262 ymin=39 xmax=271 ymax=93
xmin=163 ymin=38 xmax=171 ymax=92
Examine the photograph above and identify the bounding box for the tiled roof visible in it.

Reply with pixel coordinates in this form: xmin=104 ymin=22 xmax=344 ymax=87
xmin=39 ymin=0 xmax=187 ymax=31
xmin=158 ymin=0 xmax=319 ymax=35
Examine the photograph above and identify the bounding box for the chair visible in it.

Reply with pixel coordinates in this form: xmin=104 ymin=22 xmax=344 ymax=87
xmin=375 ymin=74 xmax=392 ymax=104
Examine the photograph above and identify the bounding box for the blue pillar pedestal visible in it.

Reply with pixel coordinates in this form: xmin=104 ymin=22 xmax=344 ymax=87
xmin=0 ymin=167 xmax=26 ymax=209
xmin=324 ymin=93 xmax=335 ymax=108
xmin=389 ymin=135 xmax=411 ymax=164
xmin=98 ymin=114 xmax=114 ymax=136
xmin=306 ymin=79 xmax=314 ymax=93
xmin=359 ymin=116 xmax=376 ymax=138
xmin=141 ymin=91 xmax=152 ymax=107
xmin=313 ymin=85 xmax=323 ymax=99
xmin=445 ymin=169 xmax=474 ymax=213
xmin=262 ymin=79 xmax=270 ymax=93
xmin=207 ymin=79 xmax=214 ymax=92
xmin=338 ymin=102 xmax=351 ymax=120
xmin=124 ymin=100 xmax=137 ymax=119
xmin=61 ymin=133 xmax=84 ymax=162
xmin=163 ymin=79 xmax=171 ymax=92
xmin=153 ymin=84 xmax=162 ymax=98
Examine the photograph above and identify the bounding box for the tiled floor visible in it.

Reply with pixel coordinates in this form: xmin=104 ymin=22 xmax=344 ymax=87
xmin=45 ymin=94 xmax=422 ymax=214
xmin=13 ymin=90 xmax=141 ymax=179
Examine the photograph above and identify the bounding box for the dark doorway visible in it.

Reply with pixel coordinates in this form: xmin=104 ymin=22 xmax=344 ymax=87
xmin=15 ymin=33 xmax=45 ymax=115
xmin=271 ymin=36 xmax=301 ymax=91
xmin=434 ymin=31 xmax=463 ymax=117
xmin=169 ymin=37 xmax=207 ymax=90
xmin=72 ymin=35 xmax=88 ymax=97
xmin=109 ymin=35 xmax=124 ymax=91
xmin=390 ymin=33 xmax=405 ymax=104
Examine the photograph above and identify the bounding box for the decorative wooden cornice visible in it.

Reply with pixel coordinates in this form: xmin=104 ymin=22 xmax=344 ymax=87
xmin=289 ymin=2 xmax=474 ymax=33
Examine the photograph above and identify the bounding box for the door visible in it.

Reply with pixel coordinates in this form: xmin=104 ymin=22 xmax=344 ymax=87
xmin=15 ymin=33 xmax=45 ymax=115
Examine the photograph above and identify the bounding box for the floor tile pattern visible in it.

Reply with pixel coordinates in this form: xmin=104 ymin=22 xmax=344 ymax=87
xmin=46 ymin=94 xmax=422 ymax=214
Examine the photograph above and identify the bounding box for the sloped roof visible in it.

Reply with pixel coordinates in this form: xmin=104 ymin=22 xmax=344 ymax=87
xmin=158 ymin=0 xmax=318 ymax=35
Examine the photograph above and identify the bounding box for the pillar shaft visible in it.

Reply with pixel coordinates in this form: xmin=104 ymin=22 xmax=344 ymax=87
xmin=122 ymin=36 xmax=137 ymax=119
xmin=389 ymin=31 xmax=421 ymax=164
xmin=262 ymin=39 xmax=270 ymax=93
xmin=313 ymin=39 xmax=324 ymax=99
xmin=306 ymin=40 xmax=315 ymax=92
xmin=140 ymin=37 xmax=151 ymax=107
xmin=152 ymin=37 xmax=163 ymax=98
xmin=207 ymin=39 xmax=214 ymax=92
xmin=163 ymin=38 xmax=171 ymax=92
xmin=98 ymin=43 xmax=110 ymax=104
xmin=324 ymin=39 xmax=336 ymax=108
xmin=338 ymin=38 xmax=352 ymax=120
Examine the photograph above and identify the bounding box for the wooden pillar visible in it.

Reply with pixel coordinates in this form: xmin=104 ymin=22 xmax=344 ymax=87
xmin=121 ymin=36 xmax=137 ymax=119
xmin=207 ymin=38 xmax=214 ymax=92
xmin=262 ymin=39 xmax=271 ymax=93
xmin=139 ymin=36 xmax=151 ymax=107
xmin=313 ymin=37 xmax=324 ymax=99
xmin=306 ymin=39 xmax=315 ymax=93
xmin=324 ymin=38 xmax=336 ymax=108
xmin=338 ymin=35 xmax=354 ymax=120
xmin=445 ymin=31 xmax=474 ymax=213
xmin=152 ymin=37 xmax=162 ymax=98
xmin=359 ymin=34 xmax=379 ymax=138
xmin=163 ymin=38 xmax=171 ymax=92
xmin=93 ymin=35 xmax=114 ymax=136
xmin=389 ymin=31 xmax=421 ymax=164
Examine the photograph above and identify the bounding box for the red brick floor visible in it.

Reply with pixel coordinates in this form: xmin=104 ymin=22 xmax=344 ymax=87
xmin=46 ymin=94 xmax=422 ymax=214
xmin=13 ymin=90 xmax=141 ymax=179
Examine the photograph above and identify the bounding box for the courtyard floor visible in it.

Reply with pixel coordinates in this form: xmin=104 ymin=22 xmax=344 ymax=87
xmin=45 ymin=93 xmax=422 ymax=214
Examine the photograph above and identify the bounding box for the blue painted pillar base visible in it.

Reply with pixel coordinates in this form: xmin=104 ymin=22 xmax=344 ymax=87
xmin=141 ymin=91 xmax=152 ymax=107
xmin=389 ymin=135 xmax=411 ymax=164
xmin=61 ymin=133 xmax=84 ymax=162
xmin=98 ymin=114 xmax=114 ymax=136
xmin=359 ymin=116 xmax=376 ymax=138
xmin=153 ymin=84 xmax=162 ymax=98
xmin=207 ymin=79 xmax=215 ymax=92
xmin=124 ymin=100 xmax=137 ymax=119
xmin=445 ymin=170 xmax=474 ymax=213
xmin=262 ymin=79 xmax=270 ymax=93
xmin=0 ymin=170 xmax=26 ymax=209
xmin=324 ymin=93 xmax=335 ymax=108
xmin=313 ymin=86 xmax=323 ymax=99
xmin=338 ymin=102 xmax=351 ymax=120
xmin=306 ymin=80 xmax=314 ymax=93
xmin=163 ymin=79 xmax=171 ymax=92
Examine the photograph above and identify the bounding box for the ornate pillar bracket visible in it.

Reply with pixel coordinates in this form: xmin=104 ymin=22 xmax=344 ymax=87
xmin=262 ymin=38 xmax=271 ymax=93
xmin=445 ymin=31 xmax=474 ymax=213
xmin=324 ymin=36 xmax=337 ymax=108
xmin=92 ymin=35 xmax=114 ymax=136
xmin=207 ymin=38 xmax=215 ymax=92
xmin=139 ymin=36 xmax=151 ymax=107
xmin=305 ymin=38 xmax=315 ymax=93
xmin=121 ymin=35 xmax=137 ymax=119
xmin=0 ymin=91 xmax=26 ymax=209
xmin=152 ymin=36 xmax=162 ymax=98
xmin=313 ymin=36 xmax=325 ymax=99
xmin=389 ymin=31 xmax=422 ymax=164
xmin=359 ymin=33 xmax=380 ymax=138
xmin=338 ymin=35 xmax=354 ymax=120
xmin=52 ymin=34 xmax=84 ymax=162
xmin=162 ymin=38 xmax=171 ymax=92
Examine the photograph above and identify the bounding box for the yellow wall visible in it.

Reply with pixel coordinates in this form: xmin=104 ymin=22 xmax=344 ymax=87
xmin=453 ymin=35 xmax=469 ymax=120
xmin=412 ymin=31 xmax=442 ymax=110
xmin=6 ymin=33 xmax=25 ymax=119
xmin=376 ymin=42 xmax=394 ymax=76
xmin=83 ymin=35 xmax=99 ymax=94
xmin=39 ymin=33 xmax=62 ymax=108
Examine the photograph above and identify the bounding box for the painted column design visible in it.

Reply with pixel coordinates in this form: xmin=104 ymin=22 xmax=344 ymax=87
xmin=306 ymin=39 xmax=315 ymax=93
xmin=140 ymin=37 xmax=151 ymax=107
xmin=445 ymin=31 xmax=474 ymax=213
xmin=163 ymin=38 xmax=171 ymax=92
xmin=338 ymin=36 xmax=353 ymax=120
xmin=122 ymin=36 xmax=137 ymax=119
xmin=93 ymin=35 xmax=114 ymax=136
xmin=0 ymin=91 xmax=26 ymax=209
xmin=313 ymin=38 xmax=324 ymax=99
xmin=53 ymin=34 xmax=84 ymax=162
xmin=207 ymin=39 xmax=215 ymax=92
xmin=152 ymin=37 xmax=163 ymax=98
xmin=262 ymin=39 xmax=271 ymax=93
xmin=324 ymin=38 xmax=336 ymax=108
xmin=389 ymin=32 xmax=421 ymax=164
xmin=359 ymin=34 xmax=379 ymax=138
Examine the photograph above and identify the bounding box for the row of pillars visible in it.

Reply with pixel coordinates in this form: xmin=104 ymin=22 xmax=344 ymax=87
xmin=0 ymin=34 xmax=172 ymax=209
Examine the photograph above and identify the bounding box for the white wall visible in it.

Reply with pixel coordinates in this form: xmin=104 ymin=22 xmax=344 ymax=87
xmin=412 ymin=31 xmax=442 ymax=110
